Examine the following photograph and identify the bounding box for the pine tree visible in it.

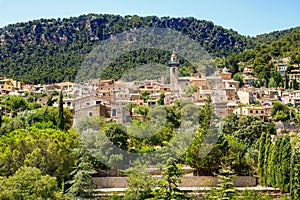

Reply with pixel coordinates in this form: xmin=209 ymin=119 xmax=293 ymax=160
xmin=57 ymin=90 xmax=64 ymax=131
xmin=206 ymin=165 xmax=238 ymax=200
xmin=152 ymin=160 xmax=190 ymax=199
xmin=67 ymin=147 xmax=96 ymax=198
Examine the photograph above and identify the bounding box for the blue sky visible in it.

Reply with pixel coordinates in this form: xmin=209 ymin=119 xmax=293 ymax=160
xmin=0 ymin=0 xmax=299 ymax=36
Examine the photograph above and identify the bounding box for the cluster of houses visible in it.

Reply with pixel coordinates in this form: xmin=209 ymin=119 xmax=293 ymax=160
xmin=1 ymin=53 xmax=300 ymax=124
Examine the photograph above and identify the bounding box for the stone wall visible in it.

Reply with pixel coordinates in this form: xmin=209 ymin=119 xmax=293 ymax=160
xmin=94 ymin=176 xmax=257 ymax=188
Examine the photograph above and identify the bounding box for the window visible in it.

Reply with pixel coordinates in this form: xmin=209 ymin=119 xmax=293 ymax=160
xmin=173 ymin=68 xmax=175 ymax=73
xmin=85 ymin=102 xmax=90 ymax=106
xmin=250 ymin=110 xmax=253 ymax=113
xmin=88 ymin=112 xmax=93 ymax=116
xmin=256 ymin=110 xmax=258 ymax=114
xmin=96 ymin=101 xmax=101 ymax=105
xmin=67 ymin=102 xmax=71 ymax=106
xmin=112 ymin=109 xmax=117 ymax=117
xmin=261 ymin=110 xmax=264 ymax=114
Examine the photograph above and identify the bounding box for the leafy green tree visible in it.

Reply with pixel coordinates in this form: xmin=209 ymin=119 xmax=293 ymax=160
xmin=233 ymin=73 xmax=244 ymax=87
xmin=274 ymin=110 xmax=289 ymax=122
xmin=270 ymin=68 xmax=282 ymax=87
xmin=223 ymin=134 xmax=251 ymax=174
xmin=222 ymin=113 xmax=239 ymax=135
xmin=67 ymin=147 xmax=96 ymax=198
xmin=103 ymin=122 xmax=129 ymax=150
xmin=157 ymin=92 xmax=165 ymax=105
xmin=141 ymin=90 xmax=151 ymax=103
xmin=0 ymin=127 xmax=79 ymax=182
xmin=268 ymin=77 xmax=277 ymax=88
xmin=134 ymin=105 xmax=150 ymax=117
xmin=0 ymin=166 xmax=69 ymax=200
xmin=1 ymin=95 xmax=29 ymax=117
xmin=234 ymin=115 xmax=267 ymax=145
xmin=271 ymin=101 xmax=290 ymax=119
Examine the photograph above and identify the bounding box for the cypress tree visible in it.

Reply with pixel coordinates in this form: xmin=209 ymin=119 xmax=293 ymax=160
xmin=285 ymin=74 xmax=289 ymax=89
xmin=263 ymin=132 xmax=271 ymax=185
xmin=275 ymin=137 xmax=284 ymax=186
xmin=58 ymin=90 xmax=64 ymax=131
xmin=277 ymin=135 xmax=285 ymax=188
xmin=270 ymin=137 xmax=281 ymax=187
xmin=280 ymin=135 xmax=291 ymax=192
xmin=291 ymin=152 xmax=300 ymax=200
xmin=267 ymin=143 xmax=274 ymax=186
xmin=258 ymin=132 xmax=267 ymax=185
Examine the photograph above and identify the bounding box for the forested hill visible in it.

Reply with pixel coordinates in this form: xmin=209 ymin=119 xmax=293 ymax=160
xmin=0 ymin=13 xmax=296 ymax=84
xmin=252 ymin=27 xmax=298 ymax=45
xmin=217 ymin=27 xmax=300 ymax=86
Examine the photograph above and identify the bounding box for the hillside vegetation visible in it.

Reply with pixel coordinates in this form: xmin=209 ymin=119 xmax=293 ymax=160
xmin=217 ymin=27 xmax=300 ymax=87
xmin=0 ymin=13 xmax=298 ymax=84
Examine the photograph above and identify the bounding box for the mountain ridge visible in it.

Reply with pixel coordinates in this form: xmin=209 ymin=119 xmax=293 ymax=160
xmin=0 ymin=13 xmax=298 ymax=84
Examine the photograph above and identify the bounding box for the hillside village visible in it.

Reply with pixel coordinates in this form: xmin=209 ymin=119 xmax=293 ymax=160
xmin=1 ymin=52 xmax=299 ymax=129
xmin=0 ymin=9 xmax=300 ymax=199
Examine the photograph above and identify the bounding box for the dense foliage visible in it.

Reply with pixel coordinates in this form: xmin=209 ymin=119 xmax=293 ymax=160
xmin=0 ymin=127 xmax=79 ymax=181
xmin=0 ymin=166 xmax=69 ymax=200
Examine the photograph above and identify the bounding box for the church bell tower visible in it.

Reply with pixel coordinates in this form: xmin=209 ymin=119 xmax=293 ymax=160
xmin=169 ymin=52 xmax=180 ymax=92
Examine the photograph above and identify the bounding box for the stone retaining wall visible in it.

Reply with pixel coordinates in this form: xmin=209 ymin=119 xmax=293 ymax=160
xmin=94 ymin=176 xmax=257 ymax=188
